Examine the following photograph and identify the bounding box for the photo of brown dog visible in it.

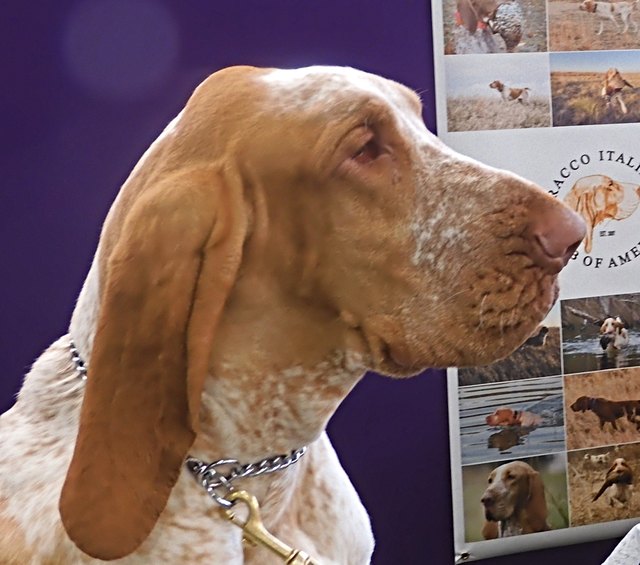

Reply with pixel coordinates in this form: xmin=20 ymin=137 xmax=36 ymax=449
xmin=564 ymin=368 xmax=640 ymax=449
xmin=459 ymin=375 xmax=565 ymax=464
xmin=551 ymin=52 xmax=640 ymax=126
xmin=568 ymin=444 xmax=640 ymax=526
xmin=461 ymin=454 xmax=568 ymax=542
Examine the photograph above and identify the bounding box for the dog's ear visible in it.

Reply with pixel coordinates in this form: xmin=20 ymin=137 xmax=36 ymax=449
xmin=458 ymin=0 xmax=480 ymax=33
xmin=525 ymin=468 xmax=549 ymax=532
xmin=564 ymin=188 xmax=596 ymax=253
xmin=59 ymin=168 xmax=247 ymax=560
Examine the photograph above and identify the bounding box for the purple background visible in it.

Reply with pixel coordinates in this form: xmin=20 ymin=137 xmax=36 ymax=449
xmin=1 ymin=1 xmax=621 ymax=563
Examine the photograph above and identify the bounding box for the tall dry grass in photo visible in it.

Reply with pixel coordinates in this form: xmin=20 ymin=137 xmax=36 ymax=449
xmin=552 ymin=71 xmax=640 ymax=126
xmin=564 ymin=368 xmax=640 ymax=450
xmin=568 ymin=443 xmax=640 ymax=526
xmin=548 ymin=0 xmax=640 ymax=51
xmin=448 ymin=96 xmax=551 ymax=131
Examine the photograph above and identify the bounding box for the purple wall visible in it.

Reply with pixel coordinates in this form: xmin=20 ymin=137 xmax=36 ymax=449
xmin=1 ymin=1 xmax=620 ymax=563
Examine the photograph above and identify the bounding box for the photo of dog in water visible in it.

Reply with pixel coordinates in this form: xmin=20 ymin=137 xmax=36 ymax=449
xmin=458 ymin=375 xmax=565 ymax=465
xmin=561 ymin=292 xmax=640 ymax=375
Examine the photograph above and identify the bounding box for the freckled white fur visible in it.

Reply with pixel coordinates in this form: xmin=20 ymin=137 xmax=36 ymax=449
xmin=0 ymin=332 xmax=372 ymax=563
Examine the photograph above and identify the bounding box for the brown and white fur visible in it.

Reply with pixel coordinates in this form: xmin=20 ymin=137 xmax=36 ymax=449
xmin=601 ymin=68 xmax=636 ymax=115
xmin=481 ymin=461 xmax=551 ymax=538
xmin=564 ymin=174 xmax=640 ymax=253
xmin=579 ymin=0 xmax=639 ymax=35
xmin=592 ymin=458 xmax=634 ymax=507
xmin=489 ymin=80 xmax=530 ymax=104
xmin=0 ymin=66 xmax=584 ymax=563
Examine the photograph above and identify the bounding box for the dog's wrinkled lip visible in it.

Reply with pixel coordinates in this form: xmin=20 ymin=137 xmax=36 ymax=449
xmin=376 ymin=340 xmax=424 ymax=377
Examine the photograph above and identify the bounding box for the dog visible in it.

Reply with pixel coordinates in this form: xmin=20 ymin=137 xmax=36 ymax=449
xmin=600 ymin=316 xmax=630 ymax=352
xmin=592 ymin=458 xmax=634 ymax=507
xmin=579 ymin=0 xmax=639 ymax=35
xmin=489 ymin=80 xmax=530 ymax=104
xmin=0 ymin=65 xmax=585 ymax=563
xmin=481 ymin=460 xmax=550 ymax=538
xmin=564 ymin=174 xmax=640 ymax=253
xmin=584 ymin=452 xmax=611 ymax=465
xmin=486 ymin=407 xmax=542 ymax=428
xmin=602 ymin=68 xmax=636 ymax=114
xmin=570 ymin=396 xmax=640 ymax=431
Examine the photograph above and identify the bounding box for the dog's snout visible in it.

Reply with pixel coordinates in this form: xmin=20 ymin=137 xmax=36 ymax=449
xmin=526 ymin=199 xmax=586 ymax=274
xmin=481 ymin=493 xmax=494 ymax=507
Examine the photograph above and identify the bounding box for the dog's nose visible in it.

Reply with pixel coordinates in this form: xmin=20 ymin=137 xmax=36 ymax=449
xmin=481 ymin=493 xmax=494 ymax=507
xmin=525 ymin=199 xmax=586 ymax=274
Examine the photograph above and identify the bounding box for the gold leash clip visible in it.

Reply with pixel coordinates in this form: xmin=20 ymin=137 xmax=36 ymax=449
xmin=223 ymin=490 xmax=319 ymax=565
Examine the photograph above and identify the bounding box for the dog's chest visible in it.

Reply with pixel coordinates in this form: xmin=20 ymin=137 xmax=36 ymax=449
xmin=499 ymin=519 xmax=523 ymax=537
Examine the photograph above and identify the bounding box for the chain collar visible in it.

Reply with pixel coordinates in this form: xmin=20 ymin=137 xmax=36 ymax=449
xmin=186 ymin=448 xmax=307 ymax=509
xmin=67 ymin=339 xmax=308 ymax=509
xmin=69 ymin=339 xmax=88 ymax=380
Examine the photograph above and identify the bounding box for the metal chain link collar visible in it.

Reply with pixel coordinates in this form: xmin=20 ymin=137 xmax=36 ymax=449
xmin=68 ymin=339 xmax=308 ymax=509
xmin=186 ymin=448 xmax=307 ymax=509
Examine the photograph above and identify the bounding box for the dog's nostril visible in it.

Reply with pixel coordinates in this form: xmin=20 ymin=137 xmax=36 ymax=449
xmin=527 ymin=201 xmax=587 ymax=274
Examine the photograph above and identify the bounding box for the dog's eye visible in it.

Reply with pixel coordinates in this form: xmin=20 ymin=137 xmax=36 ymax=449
xmin=352 ymin=137 xmax=381 ymax=164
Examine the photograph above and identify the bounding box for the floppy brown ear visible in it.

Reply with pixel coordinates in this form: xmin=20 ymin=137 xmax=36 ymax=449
xmin=59 ymin=168 xmax=247 ymax=560
xmin=524 ymin=469 xmax=549 ymax=532
xmin=482 ymin=520 xmax=499 ymax=539
xmin=458 ymin=0 xmax=479 ymax=33
xmin=565 ymin=189 xmax=596 ymax=253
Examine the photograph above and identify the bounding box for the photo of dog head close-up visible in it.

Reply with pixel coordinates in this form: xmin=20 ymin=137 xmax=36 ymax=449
xmin=462 ymin=455 xmax=569 ymax=542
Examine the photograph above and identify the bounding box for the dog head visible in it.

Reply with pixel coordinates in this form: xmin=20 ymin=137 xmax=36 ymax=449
xmin=59 ymin=66 xmax=584 ymax=559
xmin=579 ymin=0 xmax=598 ymax=13
xmin=481 ymin=461 xmax=547 ymax=524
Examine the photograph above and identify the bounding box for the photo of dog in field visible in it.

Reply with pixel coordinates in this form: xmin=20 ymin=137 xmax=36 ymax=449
xmin=446 ymin=54 xmax=551 ymax=131
xmin=568 ymin=444 xmax=640 ymax=526
xmin=564 ymin=368 xmax=640 ymax=450
xmin=548 ymin=0 xmax=640 ymax=52
xmin=443 ymin=0 xmax=548 ymax=54
xmin=561 ymin=293 xmax=640 ymax=375
xmin=459 ymin=306 xmax=561 ymax=385
xmin=461 ymin=454 xmax=569 ymax=542
xmin=459 ymin=376 xmax=565 ymax=465
xmin=551 ymin=51 xmax=640 ymax=126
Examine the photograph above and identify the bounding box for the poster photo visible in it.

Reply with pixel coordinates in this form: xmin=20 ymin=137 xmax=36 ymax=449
xmin=431 ymin=0 xmax=640 ymax=560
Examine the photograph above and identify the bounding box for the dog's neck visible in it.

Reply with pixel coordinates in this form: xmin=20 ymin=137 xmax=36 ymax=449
xmin=190 ymin=282 xmax=368 ymax=462
xmin=498 ymin=517 xmax=523 ymax=537
xmin=69 ymin=256 xmax=368 ymax=464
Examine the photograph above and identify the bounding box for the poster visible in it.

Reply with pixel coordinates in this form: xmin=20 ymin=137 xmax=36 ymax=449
xmin=430 ymin=0 xmax=640 ymax=560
